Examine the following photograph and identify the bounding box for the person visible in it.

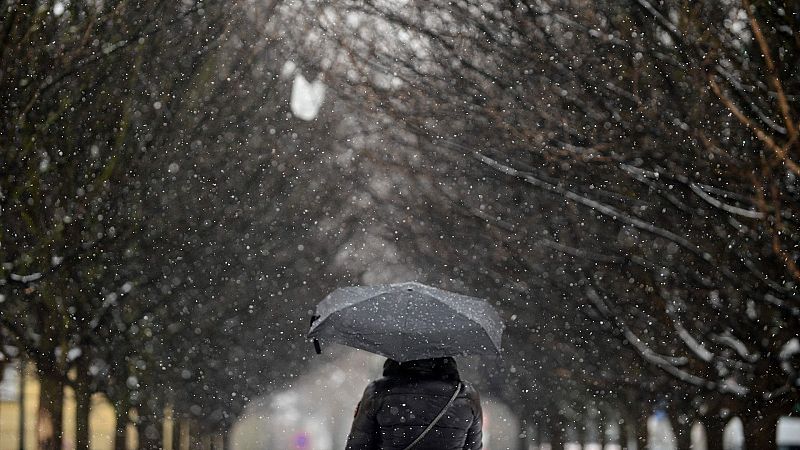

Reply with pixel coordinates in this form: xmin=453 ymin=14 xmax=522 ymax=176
xmin=345 ymin=357 xmax=483 ymax=450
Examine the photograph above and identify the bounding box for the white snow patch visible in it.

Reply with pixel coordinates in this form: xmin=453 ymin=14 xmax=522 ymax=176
xmin=290 ymin=74 xmax=326 ymax=121
xmin=779 ymin=338 xmax=800 ymax=360
xmin=724 ymin=417 xmax=745 ymax=449
xmin=0 ymin=364 xmax=20 ymax=400
xmin=674 ymin=321 xmax=713 ymax=362
xmin=719 ymin=377 xmax=749 ymax=396
xmin=281 ymin=60 xmax=297 ymax=78
xmin=67 ymin=347 xmax=82 ymax=362
xmin=648 ymin=413 xmax=676 ymax=450
xmin=10 ymin=272 xmax=41 ymax=283
xmin=778 ymin=417 xmax=800 ymax=445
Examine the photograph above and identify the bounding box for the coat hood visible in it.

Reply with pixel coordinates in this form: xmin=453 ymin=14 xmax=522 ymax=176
xmin=382 ymin=357 xmax=461 ymax=381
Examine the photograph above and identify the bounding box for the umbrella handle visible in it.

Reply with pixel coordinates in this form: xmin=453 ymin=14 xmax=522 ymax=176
xmin=313 ymin=338 xmax=322 ymax=354
xmin=310 ymin=315 xmax=322 ymax=354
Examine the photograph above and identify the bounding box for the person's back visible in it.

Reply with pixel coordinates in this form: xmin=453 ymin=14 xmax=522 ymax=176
xmin=345 ymin=357 xmax=483 ymax=450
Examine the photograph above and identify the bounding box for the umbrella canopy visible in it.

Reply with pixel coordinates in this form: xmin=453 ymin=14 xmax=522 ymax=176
xmin=307 ymin=282 xmax=504 ymax=362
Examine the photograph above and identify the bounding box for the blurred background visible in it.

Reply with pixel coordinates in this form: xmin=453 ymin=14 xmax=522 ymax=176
xmin=1 ymin=0 xmax=799 ymax=449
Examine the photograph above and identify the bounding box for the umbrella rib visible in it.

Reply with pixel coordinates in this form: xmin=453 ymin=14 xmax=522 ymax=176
xmin=309 ymin=289 xmax=390 ymax=334
xmin=402 ymin=294 xmax=411 ymax=360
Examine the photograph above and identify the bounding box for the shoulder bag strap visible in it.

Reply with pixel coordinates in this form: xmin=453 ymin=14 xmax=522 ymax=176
xmin=401 ymin=382 xmax=463 ymax=450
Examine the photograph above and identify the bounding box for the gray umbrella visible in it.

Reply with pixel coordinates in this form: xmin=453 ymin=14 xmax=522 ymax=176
xmin=307 ymin=282 xmax=504 ymax=362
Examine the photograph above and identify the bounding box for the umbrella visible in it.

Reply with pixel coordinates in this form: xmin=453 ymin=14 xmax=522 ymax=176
xmin=307 ymin=281 xmax=504 ymax=362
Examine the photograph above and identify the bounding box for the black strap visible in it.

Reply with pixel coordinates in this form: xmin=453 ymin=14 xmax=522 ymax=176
xmin=401 ymin=382 xmax=463 ymax=450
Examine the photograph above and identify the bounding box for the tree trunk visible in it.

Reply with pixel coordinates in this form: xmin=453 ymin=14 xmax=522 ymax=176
xmin=75 ymin=385 xmax=91 ymax=450
xmin=620 ymin=413 xmax=631 ymax=450
xmin=171 ymin=411 xmax=181 ymax=450
xmin=37 ymin=370 xmax=65 ymax=450
xmin=18 ymin=359 xmax=26 ymax=450
xmin=635 ymin=412 xmax=648 ymax=450
xmin=538 ymin=417 xmax=551 ymax=450
xmin=574 ymin=410 xmax=585 ymax=448
xmin=518 ymin=417 xmax=529 ymax=450
xmin=212 ymin=434 xmax=224 ymax=450
xmin=667 ymin=408 xmax=692 ymax=450
xmin=75 ymin=358 xmax=92 ymax=450
xmin=527 ymin=421 xmax=540 ymax=450
xmin=549 ymin=411 xmax=566 ymax=450
xmin=114 ymin=404 xmax=129 ymax=450
xmin=675 ymin=423 xmax=692 ymax=450
xmin=189 ymin=421 xmax=203 ymax=450
xmin=597 ymin=408 xmax=607 ymax=449
xmin=742 ymin=409 xmax=779 ymax=450
xmin=179 ymin=418 xmax=191 ymax=450
xmin=703 ymin=416 xmax=726 ymax=450
xmin=170 ymin=405 xmax=181 ymax=450
xmin=221 ymin=429 xmax=230 ymax=450
xmin=136 ymin=403 xmax=163 ymax=450
xmin=202 ymin=434 xmax=212 ymax=450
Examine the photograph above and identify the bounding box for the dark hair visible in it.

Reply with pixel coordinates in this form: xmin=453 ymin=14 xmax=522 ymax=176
xmin=383 ymin=357 xmax=461 ymax=381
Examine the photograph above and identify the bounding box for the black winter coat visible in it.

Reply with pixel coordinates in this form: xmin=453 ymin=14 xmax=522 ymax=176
xmin=345 ymin=357 xmax=483 ymax=450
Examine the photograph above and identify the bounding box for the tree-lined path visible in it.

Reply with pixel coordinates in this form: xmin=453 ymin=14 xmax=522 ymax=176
xmin=1 ymin=0 xmax=798 ymax=449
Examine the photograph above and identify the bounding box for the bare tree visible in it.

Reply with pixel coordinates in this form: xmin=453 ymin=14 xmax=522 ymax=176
xmin=305 ymin=0 xmax=799 ymax=447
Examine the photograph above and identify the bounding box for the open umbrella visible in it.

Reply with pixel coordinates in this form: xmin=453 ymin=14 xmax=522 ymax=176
xmin=307 ymin=282 xmax=504 ymax=362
